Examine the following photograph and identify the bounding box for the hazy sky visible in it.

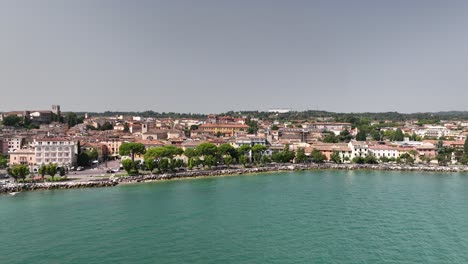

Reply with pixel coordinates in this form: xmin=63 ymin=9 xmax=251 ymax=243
xmin=1 ymin=0 xmax=468 ymax=113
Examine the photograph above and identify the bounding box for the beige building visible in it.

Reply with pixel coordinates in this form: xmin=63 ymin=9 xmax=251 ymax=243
xmin=102 ymin=140 xmax=123 ymax=158
xmin=9 ymin=148 xmax=36 ymax=166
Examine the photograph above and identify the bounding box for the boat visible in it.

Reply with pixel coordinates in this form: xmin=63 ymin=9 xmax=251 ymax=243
xmin=8 ymin=192 xmax=19 ymax=196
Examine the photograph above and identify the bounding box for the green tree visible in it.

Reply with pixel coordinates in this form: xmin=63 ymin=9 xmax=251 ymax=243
xmin=408 ymin=150 xmax=419 ymax=161
xmin=221 ymin=155 xmax=232 ymax=167
xmin=251 ymin=145 xmax=268 ymax=163
xmin=187 ymin=158 xmax=194 ymax=170
xmin=370 ymin=130 xmax=383 ymax=141
xmin=203 ymin=155 xmax=217 ymax=169
xmin=145 ymin=146 xmax=183 ymax=171
xmin=384 ymin=130 xmax=395 ymax=141
xmin=47 ymin=163 xmax=58 ymax=181
xmin=145 ymin=158 xmax=157 ymax=173
xmin=122 ymin=159 xmax=135 ymax=175
xmin=123 ymin=123 xmax=130 ymax=133
xmin=420 ymin=155 xmax=432 ymax=164
xmin=0 ymin=154 xmax=7 ymax=169
xmin=59 ymin=167 xmax=66 ymax=177
xmin=392 ymin=129 xmax=404 ymax=141
xmin=38 ymin=164 xmax=47 ymax=181
xmin=2 ymin=115 xmax=22 ymax=127
xmin=464 ymin=138 xmax=468 ymax=155
xmin=184 ymin=148 xmax=198 ymax=159
xmin=119 ymin=142 xmax=146 ymax=162
xmin=159 ymin=158 xmax=169 ymax=172
xmin=379 ymin=156 xmax=390 ymax=163
xmin=295 ymin=148 xmax=308 ymax=163
xmin=77 ymin=149 xmax=99 ymax=166
xmin=239 ymin=155 xmax=248 ymax=167
xmin=311 ymin=149 xmax=326 ymax=163
xmin=338 ymin=130 xmax=353 ymax=142
xmin=330 ymin=151 xmax=342 ymax=163
xmin=8 ymin=164 xmax=30 ymax=182
xmin=261 ymin=155 xmax=271 ymax=164
xmin=238 ymin=145 xmax=251 ymax=155
xmin=66 ymin=112 xmax=79 ymax=128
xmin=196 ymin=143 xmax=218 ymax=157
xmin=364 ymin=154 xmax=378 ymax=164
xmin=218 ymin=144 xmax=239 ymax=160
xmin=246 ymin=116 xmax=259 ymax=134
xmin=99 ymin=122 xmax=114 ymax=131
xmin=322 ymin=132 xmax=338 ymax=143
xmin=398 ymin=153 xmax=414 ymax=165
xmin=355 ymin=130 xmax=367 ymax=141
xmin=460 ymin=155 xmax=468 ymax=165
xmin=409 ymin=133 xmax=422 ymax=141
xmin=352 ymin=156 xmax=366 ymax=164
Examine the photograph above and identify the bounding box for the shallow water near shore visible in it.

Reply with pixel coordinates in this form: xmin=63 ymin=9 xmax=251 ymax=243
xmin=1 ymin=170 xmax=468 ymax=263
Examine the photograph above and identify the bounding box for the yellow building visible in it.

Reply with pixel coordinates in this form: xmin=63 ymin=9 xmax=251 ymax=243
xmin=198 ymin=124 xmax=249 ymax=137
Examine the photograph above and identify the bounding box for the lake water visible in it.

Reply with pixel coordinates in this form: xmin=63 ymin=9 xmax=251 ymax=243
xmin=1 ymin=170 xmax=468 ymax=263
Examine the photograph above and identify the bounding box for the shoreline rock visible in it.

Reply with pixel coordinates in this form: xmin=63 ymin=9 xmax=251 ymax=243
xmin=2 ymin=163 xmax=468 ymax=194
xmin=0 ymin=181 xmax=118 ymax=194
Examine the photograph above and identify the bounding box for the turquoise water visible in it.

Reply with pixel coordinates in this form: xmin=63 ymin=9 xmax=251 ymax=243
xmin=1 ymin=170 xmax=468 ymax=263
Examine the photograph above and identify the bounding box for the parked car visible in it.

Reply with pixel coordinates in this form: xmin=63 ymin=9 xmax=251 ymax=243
xmin=76 ymin=166 xmax=84 ymax=171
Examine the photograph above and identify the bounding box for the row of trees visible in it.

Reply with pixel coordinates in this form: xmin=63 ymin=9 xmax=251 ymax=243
xmin=118 ymin=142 xmax=299 ymax=175
xmin=117 ymin=138 xmax=468 ymax=176
xmin=38 ymin=163 xmax=66 ymax=181
xmin=6 ymin=163 xmax=66 ymax=182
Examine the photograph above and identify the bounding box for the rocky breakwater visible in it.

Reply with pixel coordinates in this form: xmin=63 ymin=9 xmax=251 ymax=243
xmin=114 ymin=163 xmax=468 ymax=184
xmin=0 ymin=181 xmax=119 ymax=194
xmin=115 ymin=165 xmax=313 ymax=183
xmin=310 ymin=163 xmax=468 ymax=172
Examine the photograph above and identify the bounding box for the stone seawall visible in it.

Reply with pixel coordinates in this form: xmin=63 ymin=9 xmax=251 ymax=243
xmin=115 ymin=163 xmax=468 ymax=183
xmin=2 ymin=163 xmax=468 ymax=194
xmin=0 ymin=181 xmax=118 ymax=194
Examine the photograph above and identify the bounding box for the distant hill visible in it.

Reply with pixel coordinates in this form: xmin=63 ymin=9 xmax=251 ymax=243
xmin=73 ymin=110 xmax=468 ymax=122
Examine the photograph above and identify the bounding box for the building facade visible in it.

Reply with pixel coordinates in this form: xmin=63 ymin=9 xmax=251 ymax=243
xmin=33 ymin=138 xmax=77 ymax=168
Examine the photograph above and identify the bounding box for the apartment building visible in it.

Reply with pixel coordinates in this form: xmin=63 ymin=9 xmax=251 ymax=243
xmin=33 ymin=138 xmax=77 ymax=167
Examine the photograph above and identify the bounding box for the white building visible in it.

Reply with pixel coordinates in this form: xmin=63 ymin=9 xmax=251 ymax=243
xmin=415 ymin=126 xmax=450 ymax=138
xmin=33 ymin=138 xmax=77 ymax=168
xmin=348 ymin=140 xmax=369 ymax=159
xmin=4 ymin=136 xmax=25 ymax=152
xmin=368 ymin=145 xmax=399 ymax=159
